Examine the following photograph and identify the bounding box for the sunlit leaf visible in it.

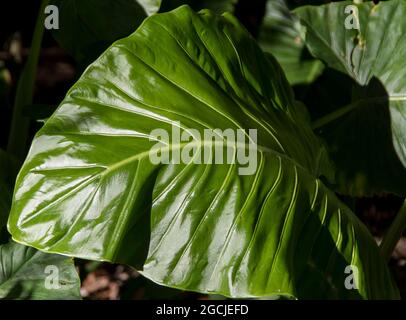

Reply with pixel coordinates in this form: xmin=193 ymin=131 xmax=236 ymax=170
xmin=9 ymin=6 xmax=399 ymax=299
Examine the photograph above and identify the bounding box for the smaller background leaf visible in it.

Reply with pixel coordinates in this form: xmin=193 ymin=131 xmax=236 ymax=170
xmin=0 ymin=241 xmax=81 ymax=299
xmin=51 ymin=0 xmax=150 ymax=69
xmin=138 ymin=0 xmax=162 ymax=16
xmin=0 ymin=149 xmax=81 ymax=300
xmin=258 ymin=0 xmax=324 ymax=85
xmin=295 ymin=0 xmax=406 ymax=196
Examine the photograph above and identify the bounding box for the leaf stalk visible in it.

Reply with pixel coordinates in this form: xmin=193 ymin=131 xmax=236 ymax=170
xmin=7 ymin=0 xmax=50 ymax=159
xmin=380 ymin=199 xmax=406 ymax=262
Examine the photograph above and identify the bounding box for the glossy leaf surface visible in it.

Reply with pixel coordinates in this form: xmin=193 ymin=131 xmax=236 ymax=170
xmin=9 ymin=6 xmax=398 ymax=298
xmin=295 ymin=0 xmax=406 ymax=196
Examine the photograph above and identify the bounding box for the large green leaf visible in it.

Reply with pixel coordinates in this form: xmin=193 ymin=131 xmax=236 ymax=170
xmin=295 ymin=0 xmax=406 ymax=196
xmin=0 ymin=241 xmax=81 ymax=299
xmin=9 ymin=5 xmax=398 ymax=299
xmin=258 ymin=0 xmax=324 ymax=85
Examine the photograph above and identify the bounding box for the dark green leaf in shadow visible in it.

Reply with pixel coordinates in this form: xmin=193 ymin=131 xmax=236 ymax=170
xmin=50 ymin=0 xmax=152 ymax=68
xmin=189 ymin=0 xmax=237 ymax=13
xmin=51 ymin=0 xmax=238 ymax=69
xmin=0 ymin=149 xmax=81 ymax=300
xmin=295 ymin=0 xmax=406 ymax=196
xmin=0 ymin=241 xmax=81 ymax=299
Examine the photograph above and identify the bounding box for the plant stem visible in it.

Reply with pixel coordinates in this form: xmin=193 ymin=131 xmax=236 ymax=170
xmin=312 ymin=102 xmax=358 ymax=130
xmin=380 ymin=199 xmax=406 ymax=262
xmin=311 ymin=95 xmax=389 ymax=130
xmin=7 ymin=0 xmax=49 ymax=159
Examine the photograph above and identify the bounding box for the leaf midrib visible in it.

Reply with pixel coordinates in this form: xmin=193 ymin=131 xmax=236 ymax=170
xmin=25 ymin=138 xmax=320 ymax=228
